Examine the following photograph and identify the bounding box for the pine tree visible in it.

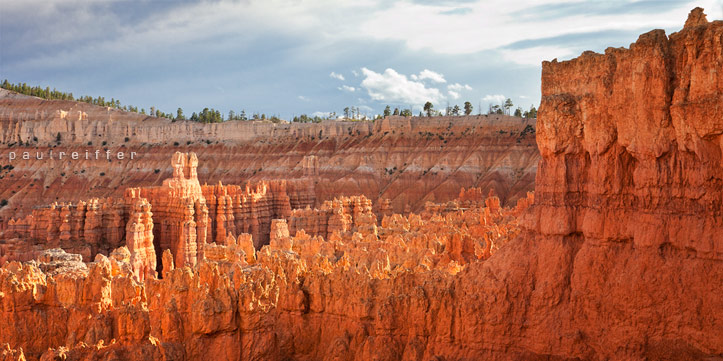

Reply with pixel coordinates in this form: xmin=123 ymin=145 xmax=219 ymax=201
xmin=464 ymin=101 xmax=473 ymax=115
xmin=503 ymin=98 xmax=513 ymax=115
xmin=452 ymin=105 xmax=461 ymax=116
xmin=423 ymin=102 xmax=433 ymax=117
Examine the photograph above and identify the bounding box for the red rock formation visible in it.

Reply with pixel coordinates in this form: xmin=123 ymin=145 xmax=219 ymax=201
xmin=502 ymin=9 xmax=722 ymax=358
xmin=376 ymin=197 xmax=393 ymax=219
xmin=125 ymin=198 xmax=156 ymax=282
xmin=0 ymin=344 xmax=24 ymax=361
xmin=287 ymin=195 xmax=377 ymax=240
xmin=0 ymin=151 xmax=317 ymax=275
xmin=201 ymin=179 xmax=308 ymax=249
xmin=2 ymin=197 xmax=134 ymax=262
xmin=136 ymin=152 xmax=208 ymax=270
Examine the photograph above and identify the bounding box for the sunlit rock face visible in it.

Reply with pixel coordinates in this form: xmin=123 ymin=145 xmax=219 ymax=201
xmin=522 ymin=7 xmax=723 ymax=359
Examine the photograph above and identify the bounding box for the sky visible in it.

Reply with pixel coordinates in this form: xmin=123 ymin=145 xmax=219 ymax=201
xmin=1 ymin=0 xmax=721 ymax=120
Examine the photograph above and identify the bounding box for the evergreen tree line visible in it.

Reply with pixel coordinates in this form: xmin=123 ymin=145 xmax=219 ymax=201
xmin=0 ymin=80 xmax=281 ymax=124
xmin=485 ymin=98 xmax=538 ymax=118
xmin=1 ymin=80 xmax=538 ymax=123
xmin=413 ymin=99 xmax=537 ymax=118
xmin=382 ymin=99 xmax=536 ymax=119
xmin=292 ymin=114 xmax=326 ymax=123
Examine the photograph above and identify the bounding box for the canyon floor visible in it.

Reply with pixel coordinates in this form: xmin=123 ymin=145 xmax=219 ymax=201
xmin=1 ymin=8 xmax=722 ymax=361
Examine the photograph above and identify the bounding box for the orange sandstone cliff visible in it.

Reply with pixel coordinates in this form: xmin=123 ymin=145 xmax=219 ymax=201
xmin=0 ymin=8 xmax=721 ymax=361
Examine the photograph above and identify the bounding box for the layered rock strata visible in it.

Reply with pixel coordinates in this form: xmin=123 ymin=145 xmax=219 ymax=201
xmin=0 ymin=89 xmax=538 ymax=222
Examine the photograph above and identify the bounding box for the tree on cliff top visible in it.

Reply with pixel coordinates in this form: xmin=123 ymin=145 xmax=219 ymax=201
xmin=452 ymin=104 xmax=460 ymax=116
xmin=523 ymin=105 xmax=538 ymax=118
xmin=503 ymin=98 xmax=513 ymax=115
xmin=424 ymin=102 xmax=434 ymax=117
xmin=464 ymin=101 xmax=473 ymax=115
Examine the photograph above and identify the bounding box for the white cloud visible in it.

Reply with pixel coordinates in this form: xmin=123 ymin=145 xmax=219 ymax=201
xmin=360 ymin=67 xmax=444 ymax=106
xmin=482 ymin=94 xmax=506 ymax=104
xmin=358 ymin=0 xmax=718 ymax=56
xmin=448 ymin=90 xmax=461 ymax=99
xmin=338 ymin=85 xmax=356 ymax=92
xmin=519 ymin=95 xmax=529 ymax=99
xmin=330 ymin=71 xmax=345 ymax=81
xmin=351 ymin=70 xmax=360 ymax=77
xmin=298 ymin=95 xmax=310 ymax=101
xmin=415 ymin=69 xmax=446 ymax=83
xmin=447 ymin=83 xmax=473 ymax=91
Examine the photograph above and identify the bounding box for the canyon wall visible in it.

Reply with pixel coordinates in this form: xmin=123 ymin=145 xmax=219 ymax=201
xmin=0 ymin=90 xmax=538 ymax=225
xmin=509 ymin=7 xmax=723 ymax=357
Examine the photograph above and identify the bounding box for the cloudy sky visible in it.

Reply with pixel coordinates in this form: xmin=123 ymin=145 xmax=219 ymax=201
xmin=1 ymin=0 xmax=721 ymax=119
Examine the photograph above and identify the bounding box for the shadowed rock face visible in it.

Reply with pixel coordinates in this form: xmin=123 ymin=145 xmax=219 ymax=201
xmin=0 ymin=8 xmax=721 ymax=361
